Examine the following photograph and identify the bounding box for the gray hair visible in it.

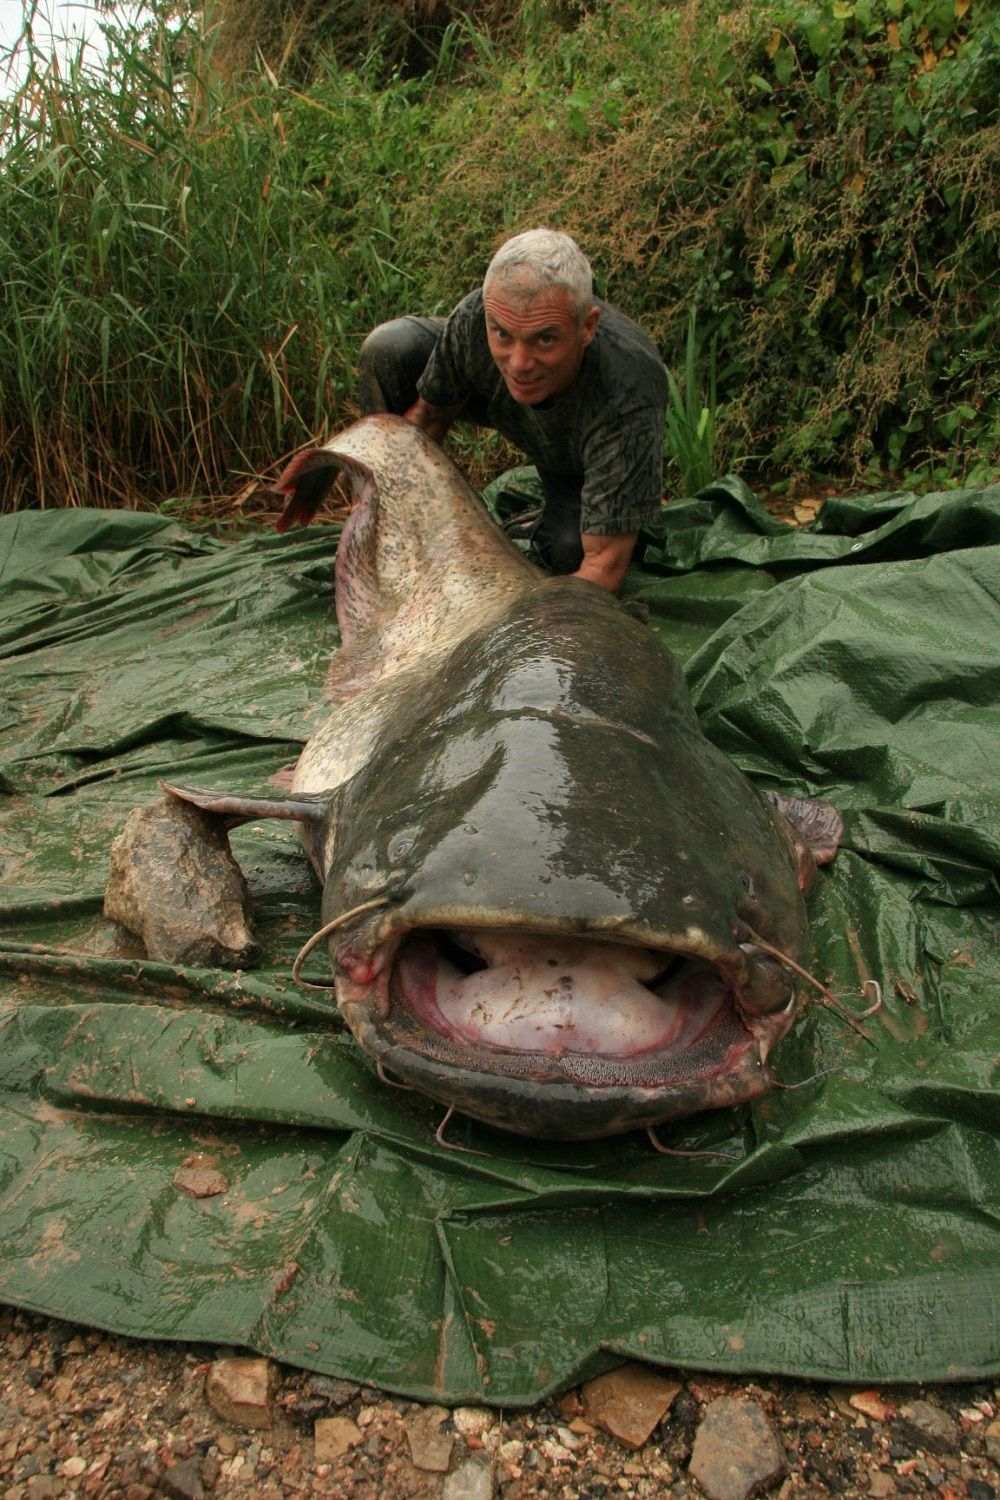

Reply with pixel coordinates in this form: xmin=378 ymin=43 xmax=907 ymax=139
xmin=484 ymin=228 xmax=594 ymax=318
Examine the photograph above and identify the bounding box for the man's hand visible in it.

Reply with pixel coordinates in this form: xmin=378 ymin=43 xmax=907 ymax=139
xmin=574 ymin=532 xmax=637 ymax=593
xmin=403 ymin=397 xmax=464 ymax=445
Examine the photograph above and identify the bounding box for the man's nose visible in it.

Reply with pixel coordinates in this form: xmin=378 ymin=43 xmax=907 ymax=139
xmin=508 ymin=341 xmax=534 ymax=372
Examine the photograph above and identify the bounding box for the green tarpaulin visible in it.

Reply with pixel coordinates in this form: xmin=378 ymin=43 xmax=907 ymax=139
xmin=1 ymin=479 xmax=999 ymax=1404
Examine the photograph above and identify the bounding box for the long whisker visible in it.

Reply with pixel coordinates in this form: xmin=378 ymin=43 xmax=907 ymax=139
xmin=291 ymin=896 xmax=391 ymax=990
xmin=377 ymin=1061 xmax=414 ymax=1091
xmin=647 ymin=1127 xmax=740 ymax=1162
xmin=772 ymin=1066 xmax=840 ymax=1090
xmin=434 ymin=1104 xmax=488 ymax=1157
xmin=739 ymin=924 xmax=877 ymax=1045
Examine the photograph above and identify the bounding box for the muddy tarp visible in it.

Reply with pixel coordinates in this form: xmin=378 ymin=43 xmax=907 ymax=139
xmin=1 ymin=481 xmax=999 ymax=1404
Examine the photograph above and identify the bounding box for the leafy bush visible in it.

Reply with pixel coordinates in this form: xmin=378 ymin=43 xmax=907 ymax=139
xmin=403 ymin=0 xmax=1000 ymax=485
xmin=0 ymin=0 xmax=996 ymax=510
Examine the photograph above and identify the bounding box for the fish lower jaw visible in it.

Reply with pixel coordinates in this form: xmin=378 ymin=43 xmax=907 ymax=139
xmin=333 ymin=926 xmax=796 ymax=1138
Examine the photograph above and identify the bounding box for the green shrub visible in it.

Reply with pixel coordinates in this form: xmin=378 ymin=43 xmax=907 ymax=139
xmin=0 ymin=0 xmax=997 ymax=510
xmin=403 ymin=0 xmax=1000 ymax=484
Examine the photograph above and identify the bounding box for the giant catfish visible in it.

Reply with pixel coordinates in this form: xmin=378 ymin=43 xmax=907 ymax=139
xmin=167 ymin=414 xmax=840 ymax=1143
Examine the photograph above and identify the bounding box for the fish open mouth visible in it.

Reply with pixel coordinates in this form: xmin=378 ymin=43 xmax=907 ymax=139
xmin=336 ymin=923 xmax=797 ymax=1138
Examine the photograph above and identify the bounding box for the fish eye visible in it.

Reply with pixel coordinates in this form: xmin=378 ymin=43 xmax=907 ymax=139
xmin=387 ymin=831 xmax=416 ymax=862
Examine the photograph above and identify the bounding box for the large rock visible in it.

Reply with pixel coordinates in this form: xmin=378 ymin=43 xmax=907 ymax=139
xmin=104 ymin=794 xmax=256 ymax=967
xmin=689 ymin=1396 xmax=787 ymax=1500
xmin=895 ymin=1399 xmax=959 ymax=1455
xmin=580 ymin=1363 xmax=682 ymax=1449
xmin=204 ymin=1356 xmax=273 ymax=1429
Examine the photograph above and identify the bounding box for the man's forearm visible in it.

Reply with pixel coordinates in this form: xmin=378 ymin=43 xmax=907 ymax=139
xmin=403 ymin=396 xmax=463 ymax=445
xmin=574 ymin=532 xmax=637 ymax=593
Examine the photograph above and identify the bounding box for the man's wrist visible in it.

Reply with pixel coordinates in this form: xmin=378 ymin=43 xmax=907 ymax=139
xmin=403 ymin=397 xmax=461 ymax=443
xmin=573 ymin=531 xmax=637 ymax=593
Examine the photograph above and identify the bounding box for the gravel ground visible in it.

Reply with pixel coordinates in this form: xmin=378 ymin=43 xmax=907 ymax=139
xmin=2 ymin=1307 xmax=1000 ymax=1500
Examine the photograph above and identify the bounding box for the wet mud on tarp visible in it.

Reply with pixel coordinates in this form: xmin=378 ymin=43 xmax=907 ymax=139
xmin=1 ymin=484 xmax=999 ymax=1405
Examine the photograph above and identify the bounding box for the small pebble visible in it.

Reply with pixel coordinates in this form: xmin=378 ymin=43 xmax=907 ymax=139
xmin=453 ymin=1407 xmax=497 ymax=1438
xmin=442 ymin=1455 xmax=494 ymax=1500
xmin=313 ymin=1416 xmax=362 ymax=1463
xmin=896 ymin=1400 xmax=959 ymax=1455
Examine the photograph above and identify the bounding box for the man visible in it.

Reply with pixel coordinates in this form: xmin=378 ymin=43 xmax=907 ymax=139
xmin=358 ymin=228 xmax=668 ymax=593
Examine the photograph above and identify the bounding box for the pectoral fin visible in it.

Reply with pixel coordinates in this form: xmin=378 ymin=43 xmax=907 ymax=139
xmin=162 ymin=781 xmax=330 ymax=828
xmin=766 ymin=790 xmax=844 ymax=891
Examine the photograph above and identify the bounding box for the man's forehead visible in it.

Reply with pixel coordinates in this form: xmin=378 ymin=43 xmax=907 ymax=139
xmin=483 ymin=282 xmax=579 ymax=330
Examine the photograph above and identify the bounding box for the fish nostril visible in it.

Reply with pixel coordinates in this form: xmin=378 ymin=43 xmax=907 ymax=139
xmin=387 ymin=830 xmax=416 ymax=863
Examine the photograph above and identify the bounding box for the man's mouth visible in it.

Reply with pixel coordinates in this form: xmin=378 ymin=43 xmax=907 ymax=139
xmin=507 ymin=374 xmax=543 ymax=398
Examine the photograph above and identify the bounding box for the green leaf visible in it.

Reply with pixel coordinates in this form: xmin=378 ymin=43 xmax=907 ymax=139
xmin=854 ymin=0 xmax=874 ymax=32
xmin=804 ymin=21 xmax=834 ymax=59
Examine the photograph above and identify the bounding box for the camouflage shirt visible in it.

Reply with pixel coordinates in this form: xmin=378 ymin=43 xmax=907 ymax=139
xmin=417 ymin=289 xmax=667 ymax=535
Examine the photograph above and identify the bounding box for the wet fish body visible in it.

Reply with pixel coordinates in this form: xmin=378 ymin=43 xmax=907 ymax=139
xmin=169 ymin=415 xmax=816 ymax=1141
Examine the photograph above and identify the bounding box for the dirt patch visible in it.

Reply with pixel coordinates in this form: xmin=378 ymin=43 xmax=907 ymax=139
xmin=2 ymin=1308 xmax=999 ymax=1500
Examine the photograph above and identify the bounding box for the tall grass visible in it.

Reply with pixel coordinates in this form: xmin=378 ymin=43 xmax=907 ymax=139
xmin=664 ymin=309 xmax=718 ymax=498
xmin=1 ymin=0 xmax=998 ymax=512
xmin=0 ymin=6 xmax=430 ymax=510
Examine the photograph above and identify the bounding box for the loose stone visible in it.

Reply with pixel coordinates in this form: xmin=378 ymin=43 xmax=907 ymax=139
xmin=580 ymin=1364 xmax=682 ymax=1449
xmin=984 ymin=1417 xmax=1000 ymax=1463
xmin=156 ymin=1458 xmax=205 ymax=1500
xmin=204 ymin=1358 xmax=273 ymax=1430
xmin=404 ymin=1408 xmax=454 ymax=1473
xmin=313 ymin=1416 xmax=363 ymax=1463
xmin=688 ymin=1396 xmax=787 ymax=1500
xmin=452 ymin=1407 xmax=497 ymax=1438
xmin=895 ymin=1400 xmax=959 ymax=1455
xmin=442 ymin=1455 xmax=494 ymax=1500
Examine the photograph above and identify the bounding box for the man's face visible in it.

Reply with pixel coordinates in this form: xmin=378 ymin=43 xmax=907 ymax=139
xmin=484 ymin=282 xmax=599 ymax=406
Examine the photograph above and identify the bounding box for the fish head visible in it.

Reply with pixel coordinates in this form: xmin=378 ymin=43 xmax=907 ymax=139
xmin=316 ymin=581 xmax=810 ymax=1141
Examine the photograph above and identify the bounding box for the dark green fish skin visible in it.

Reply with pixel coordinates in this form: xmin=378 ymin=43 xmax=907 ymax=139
xmin=328 ymin=579 xmax=802 ymax=966
xmin=323 ymin=577 xmax=806 ymax=1139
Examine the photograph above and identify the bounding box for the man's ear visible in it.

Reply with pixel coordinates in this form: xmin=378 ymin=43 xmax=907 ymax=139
xmin=581 ymin=304 xmax=601 ymax=347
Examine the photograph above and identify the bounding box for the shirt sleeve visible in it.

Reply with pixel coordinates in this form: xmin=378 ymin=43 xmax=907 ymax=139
xmin=579 ymin=406 xmax=665 ymax=534
xmin=416 ymin=294 xmax=480 ymax=408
